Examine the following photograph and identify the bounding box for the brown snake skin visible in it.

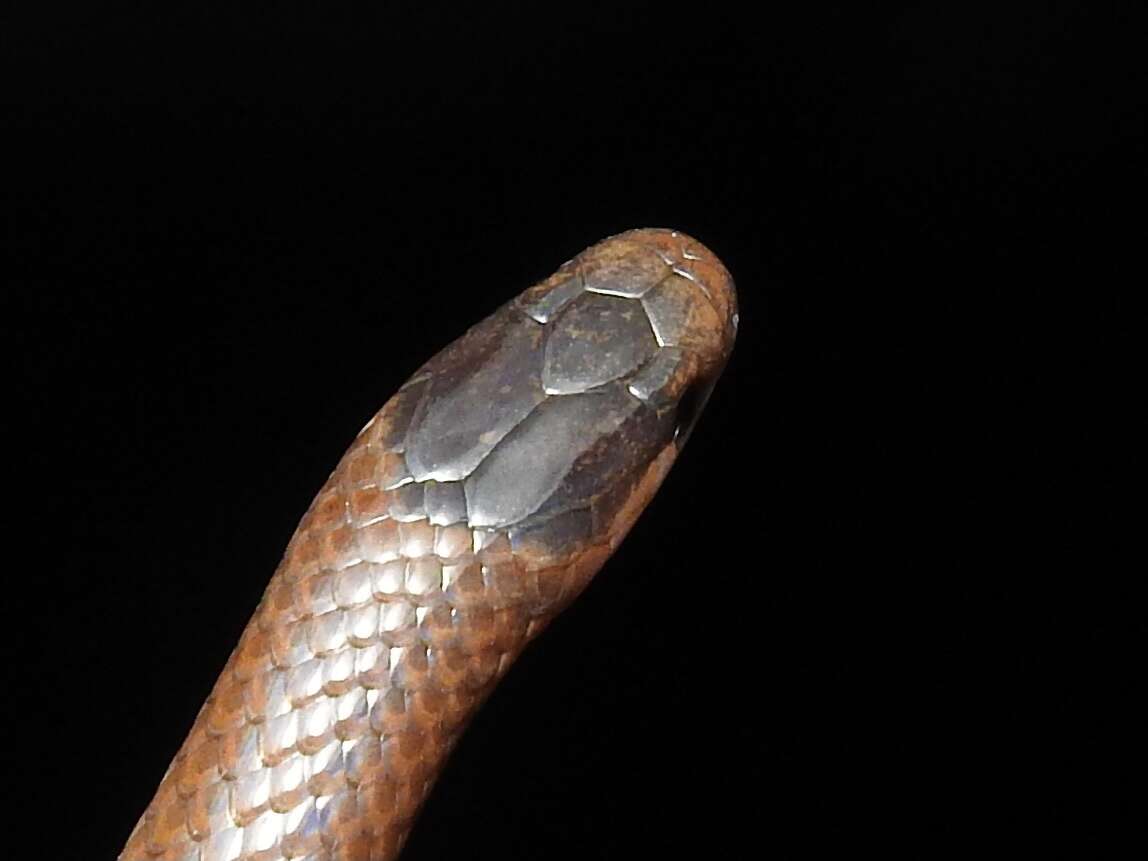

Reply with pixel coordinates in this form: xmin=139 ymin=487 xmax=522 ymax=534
xmin=120 ymin=228 xmax=738 ymax=861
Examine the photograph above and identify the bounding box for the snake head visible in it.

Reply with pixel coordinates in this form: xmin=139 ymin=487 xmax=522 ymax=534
xmin=356 ymin=227 xmax=737 ymax=595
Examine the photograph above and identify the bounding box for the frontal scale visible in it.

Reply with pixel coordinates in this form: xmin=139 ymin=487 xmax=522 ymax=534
xmin=121 ymin=228 xmax=737 ymax=861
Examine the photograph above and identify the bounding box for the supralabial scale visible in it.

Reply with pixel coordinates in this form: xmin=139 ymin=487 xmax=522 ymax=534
xmin=120 ymin=228 xmax=738 ymax=861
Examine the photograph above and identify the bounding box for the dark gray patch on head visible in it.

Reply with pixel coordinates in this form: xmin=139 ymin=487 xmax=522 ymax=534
xmin=404 ymin=311 xmax=547 ymax=482
xmin=464 ymin=381 xmax=674 ymax=530
xmin=542 ymin=293 xmax=657 ymax=394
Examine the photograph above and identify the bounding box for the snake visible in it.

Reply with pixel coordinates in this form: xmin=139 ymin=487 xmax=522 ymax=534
xmin=119 ymin=227 xmax=738 ymax=861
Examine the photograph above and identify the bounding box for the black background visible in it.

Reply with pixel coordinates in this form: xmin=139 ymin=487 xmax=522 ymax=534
xmin=7 ymin=3 xmax=1143 ymax=859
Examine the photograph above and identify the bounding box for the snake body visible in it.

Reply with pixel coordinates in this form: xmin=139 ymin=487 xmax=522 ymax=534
xmin=120 ymin=228 xmax=737 ymax=861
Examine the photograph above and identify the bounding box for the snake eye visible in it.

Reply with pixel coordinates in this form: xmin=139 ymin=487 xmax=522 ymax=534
xmin=673 ymin=380 xmax=707 ymax=444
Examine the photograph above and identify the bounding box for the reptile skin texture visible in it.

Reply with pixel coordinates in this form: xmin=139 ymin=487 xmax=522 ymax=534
xmin=120 ymin=228 xmax=738 ymax=861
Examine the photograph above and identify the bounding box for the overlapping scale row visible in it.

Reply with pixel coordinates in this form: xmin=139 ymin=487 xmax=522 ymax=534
xmin=121 ymin=229 xmax=736 ymax=861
